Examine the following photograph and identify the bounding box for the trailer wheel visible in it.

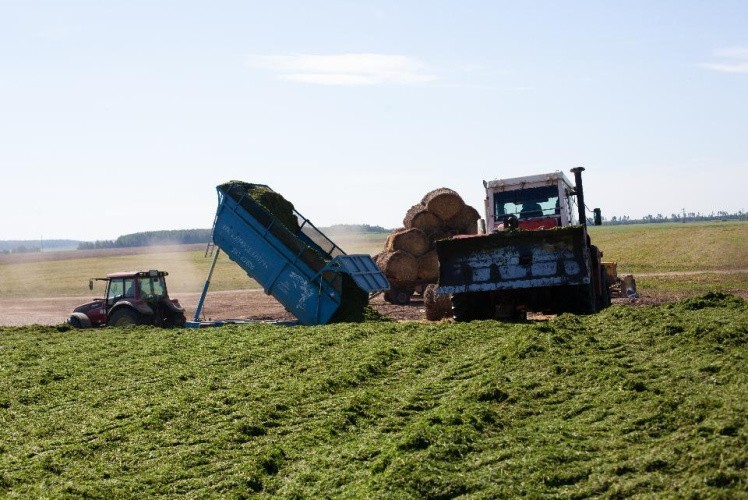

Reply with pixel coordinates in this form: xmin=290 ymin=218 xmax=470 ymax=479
xmin=109 ymin=308 xmax=142 ymax=327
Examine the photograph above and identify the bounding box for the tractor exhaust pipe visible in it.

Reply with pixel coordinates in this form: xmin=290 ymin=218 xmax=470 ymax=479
xmin=570 ymin=167 xmax=587 ymax=226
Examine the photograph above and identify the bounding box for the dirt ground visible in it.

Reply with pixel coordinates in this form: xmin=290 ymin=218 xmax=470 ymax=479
xmin=3 ymin=287 xmax=745 ymax=327
xmin=0 ymin=290 xmax=421 ymax=326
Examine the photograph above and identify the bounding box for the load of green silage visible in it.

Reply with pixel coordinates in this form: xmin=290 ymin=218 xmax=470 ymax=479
xmin=218 ymin=181 xmax=372 ymax=323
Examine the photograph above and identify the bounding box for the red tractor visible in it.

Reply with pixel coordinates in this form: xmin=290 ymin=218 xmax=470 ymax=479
xmin=69 ymin=270 xmax=186 ymax=328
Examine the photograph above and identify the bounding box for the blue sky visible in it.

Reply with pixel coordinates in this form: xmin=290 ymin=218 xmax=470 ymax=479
xmin=1 ymin=1 xmax=746 ymax=241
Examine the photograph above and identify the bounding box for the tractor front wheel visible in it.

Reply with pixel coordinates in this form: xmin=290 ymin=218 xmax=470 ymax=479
xmin=165 ymin=312 xmax=187 ymax=328
xmin=109 ymin=308 xmax=142 ymax=327
xmin=69 ymin=316 xmax=85 ymax=329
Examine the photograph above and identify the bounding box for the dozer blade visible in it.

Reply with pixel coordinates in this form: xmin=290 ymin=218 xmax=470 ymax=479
xmin=436 ymin=226 xmax=592 ymax=294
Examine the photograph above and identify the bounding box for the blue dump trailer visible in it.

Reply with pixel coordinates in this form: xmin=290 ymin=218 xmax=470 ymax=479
xmin=186 ymin=182 xmax=389 ymax=327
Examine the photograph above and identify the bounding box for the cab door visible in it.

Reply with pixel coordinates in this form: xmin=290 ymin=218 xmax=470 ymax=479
xmin=105 ymin=278 xmax=125 ymax=312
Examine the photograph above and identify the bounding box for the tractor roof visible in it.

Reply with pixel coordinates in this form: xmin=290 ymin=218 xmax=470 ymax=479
xmin=105 ymin=270 xmax=168 ymax=279
xmin=484 ymin=171 xmax=575 ymax=191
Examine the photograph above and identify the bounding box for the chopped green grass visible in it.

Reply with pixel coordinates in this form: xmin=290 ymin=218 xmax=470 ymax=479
xmin=1 ymin=294 xmax=746 ymax=497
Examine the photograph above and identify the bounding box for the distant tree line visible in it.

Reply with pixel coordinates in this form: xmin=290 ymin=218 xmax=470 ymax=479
xmin=322 ymin=224 xmax=390 ymax=233
xmin=0 ymin=245 xmax=41 ymax=255
xmin=75 ymin=225 xmax=391 ymax=251
xmin=78 ymin=229 xmax=212 ymax=250
xmin=602 ymin=210 xmax=746 ymax=225
xmin=0 ymin=239 xmax=79 ymax=254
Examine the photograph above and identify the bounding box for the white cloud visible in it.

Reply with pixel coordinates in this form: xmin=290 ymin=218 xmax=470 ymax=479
xmin=700 ymin=46 xmax=748 ymax=74
xmin=247 ymin=53 xmax=438 ymax=85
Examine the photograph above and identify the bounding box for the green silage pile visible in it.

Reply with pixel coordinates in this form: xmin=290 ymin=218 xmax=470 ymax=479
xmin=219 ymin=181 xmax=302 ymax=234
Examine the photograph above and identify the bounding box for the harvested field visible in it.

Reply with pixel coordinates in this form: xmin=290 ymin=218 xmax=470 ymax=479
xmin=2 ymin=273 xmax=746 ymax=327
xmin=1 ymin=222 xmax=746 ymax=325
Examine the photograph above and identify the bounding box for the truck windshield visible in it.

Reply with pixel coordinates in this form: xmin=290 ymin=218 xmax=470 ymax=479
xmin=494 ymin=185 xmax=559 ymax=220
xmin=138 ymin=276 xmax=167 ymax=300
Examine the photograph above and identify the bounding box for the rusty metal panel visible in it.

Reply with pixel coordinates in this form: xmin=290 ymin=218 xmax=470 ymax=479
xmin=436 ymin=226 xmax=591 ymax=294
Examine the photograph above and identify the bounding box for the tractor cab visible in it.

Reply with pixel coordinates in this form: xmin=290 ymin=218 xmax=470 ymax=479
xmin=484 ymin=172 xmax=579 ymax=232
xmin=70 ymin=270 xmax=185 ymax=328
xmin=101 ymin=270 xmax=169 ymax=305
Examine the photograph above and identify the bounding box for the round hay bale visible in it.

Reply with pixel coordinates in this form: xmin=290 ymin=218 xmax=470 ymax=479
xmin=447 ymin=204 xmax=481 ymax=234
xmin=379 ymin=250 xmax=418 ymax=283
xmin=386 ymin=228 xmax=430 ymax=257
xmin=417 ymin=249 xmax=439 ymax=281
xmin=424 ymin=284 xmax=452 ymax=321
xmin=403 ymin=204 xmax=444 ymax=234
xmin=373 ymin=251 xmax=385 ymax=268
xmin=421 ymin=188 xmax=465 ymax=221
xmin=429 ymin=228 xmax=458 ymax=245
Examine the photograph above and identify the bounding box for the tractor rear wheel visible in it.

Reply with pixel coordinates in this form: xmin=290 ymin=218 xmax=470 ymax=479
xmin=109 ymin=308 xmax=142 ymax=327
xmin=166 ymin=312 xmax=187 ymax=328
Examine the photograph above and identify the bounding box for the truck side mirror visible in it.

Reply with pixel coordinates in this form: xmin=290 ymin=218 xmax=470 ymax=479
xmin=593 ymin=208 xmax=602 ymax=226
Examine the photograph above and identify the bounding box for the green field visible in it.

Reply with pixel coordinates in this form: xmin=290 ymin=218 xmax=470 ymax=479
xmin=0 ymin=222 xmax=745 ymax=299
xmin=1 ymin=294 xmax=746 ymax=496
xmin=587 ymin=221 xmax=748 ymax=273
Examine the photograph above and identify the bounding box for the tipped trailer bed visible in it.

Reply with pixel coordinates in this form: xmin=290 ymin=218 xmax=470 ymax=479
xmin=186 ymin=182 xmax=389 ymax=327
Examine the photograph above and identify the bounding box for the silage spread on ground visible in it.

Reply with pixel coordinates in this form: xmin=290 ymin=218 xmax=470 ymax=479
xmin=2 ymin=293 xmax=745 ymax=497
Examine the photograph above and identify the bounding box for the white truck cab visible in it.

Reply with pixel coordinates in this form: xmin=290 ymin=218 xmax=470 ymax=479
xmin=483 ymin=171 xmax=579 ymax=232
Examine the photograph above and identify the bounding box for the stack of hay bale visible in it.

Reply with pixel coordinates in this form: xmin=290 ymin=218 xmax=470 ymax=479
xmin=375 ymin=188 xmax=480 ymax=304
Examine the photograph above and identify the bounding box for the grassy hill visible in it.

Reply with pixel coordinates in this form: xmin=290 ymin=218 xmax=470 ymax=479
xmin=1 ymin=293 xmax=745 ymax=497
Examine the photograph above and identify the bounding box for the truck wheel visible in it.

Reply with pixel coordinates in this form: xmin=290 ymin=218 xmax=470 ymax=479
xmin=598 ymin=267 xmax=611 ymax=310
xmin=583 ymin=284 xmax=597 ymax=313
xmin=451 ymin=293 xmax=471 ymax=321
xmin=452 ymin=292 xmax=493 ymax=322
xmin=109 ymin=308 xmax=142 ymax=327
